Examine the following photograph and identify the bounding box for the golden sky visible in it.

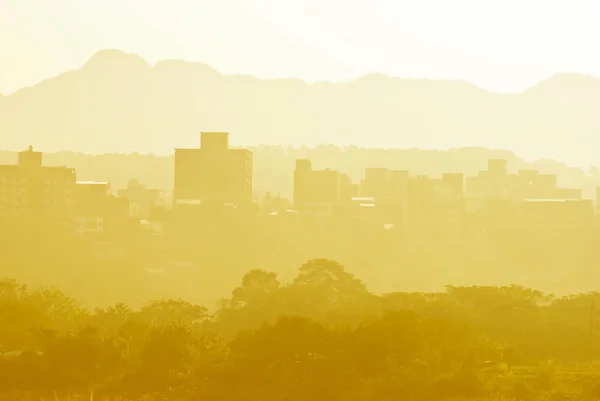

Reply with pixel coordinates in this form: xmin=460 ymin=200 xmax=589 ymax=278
xmin=1 ymin=0 xmax=598 ymax=95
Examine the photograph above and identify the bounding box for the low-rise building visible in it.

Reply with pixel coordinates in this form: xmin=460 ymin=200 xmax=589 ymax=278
xmin=117 ymin=179 xmax=166 ymax=219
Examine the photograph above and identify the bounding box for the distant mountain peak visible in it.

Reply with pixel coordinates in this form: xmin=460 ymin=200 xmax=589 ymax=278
xmin=357 ymin=73 xmax=390 ymax=81
xmin=549 ymin=72 xmax=595 ymax=81
xmin=528 ymin=72 xmax=600 ymax=93
xmin=83 ymin=49 xmax=152 ymax=70
xmin=2 ymin=48 xmax=600 ymax=167
xmin=153 ymin=58 xmax=221 ymax=77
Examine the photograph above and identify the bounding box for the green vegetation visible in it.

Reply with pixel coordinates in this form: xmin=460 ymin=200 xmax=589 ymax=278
xmin=2 ymin=259 xmax=600 ymax=400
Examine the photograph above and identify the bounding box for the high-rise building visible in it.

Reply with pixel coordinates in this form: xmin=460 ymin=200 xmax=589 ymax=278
xmin=173 ymin=132 xmax=252 ymax=206
xmin=0 ymin=147 xmax=76 ymax=221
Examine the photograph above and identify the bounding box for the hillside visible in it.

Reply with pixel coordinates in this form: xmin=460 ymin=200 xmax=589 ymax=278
xmin=1 ymin=49 xmax=600 ymax=166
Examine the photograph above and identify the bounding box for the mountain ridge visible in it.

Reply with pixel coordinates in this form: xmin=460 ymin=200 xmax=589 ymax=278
xmin=9 ymin=49 xmax=596 ymax=96
xmin=1 ymin=49 xmax=599 ymax=166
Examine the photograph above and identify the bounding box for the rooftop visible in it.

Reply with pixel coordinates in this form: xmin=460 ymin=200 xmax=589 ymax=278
xmin=523 ymin=199 xmax=587 ymax=203
xmin=76 ymin=181 xmax=109 ymax=185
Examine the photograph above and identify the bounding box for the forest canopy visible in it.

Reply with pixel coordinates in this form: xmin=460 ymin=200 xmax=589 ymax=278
xmin=2 ymin=259 xmax=600 ymax=401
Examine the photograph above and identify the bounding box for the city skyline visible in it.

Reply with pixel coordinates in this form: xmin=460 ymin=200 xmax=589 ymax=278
xmin=2 ymin=137 xmax=598 ymax=302
xmin=2 ymin=136 xmax=594 ymax=205
xmin=4 ymin=3 xmax=600 ymax=399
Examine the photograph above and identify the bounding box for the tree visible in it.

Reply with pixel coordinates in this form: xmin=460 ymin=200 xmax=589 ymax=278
xmin=139 ymin=299 xmax=208 ymax=327
xmin=0 ymin=278 xmax=26 ymax=301
xmin=225 ymin=316 xmax=347 ymax=400
xmin=215 ymin=269 xmax=287 ymax=336
xmin=34 ymin=326 xmax=126 ymax=395
xmin=288 ymin=259 xmax=370 ymax=321
xmin=134 ymin=322 xmax=209 ymax=393
xmin=23 ymin=286 xmax=88 ymax=332
xmin=230 ymin=269 xmax=281 ymax=309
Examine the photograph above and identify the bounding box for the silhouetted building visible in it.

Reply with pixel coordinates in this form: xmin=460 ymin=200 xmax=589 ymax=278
xmin=388 ymin=170 xmax=410 ymax=198
xmin=75 ymin=181 xmax=131 ymax=236
xmin=293 ymin=159 xmax=341 ymax=207
xmin=174 ymin=132 xmax=252 ymax=206
xmin=466 ymin=159 xmax=583 ymax=211
xmin=259 ymin=192 xmax=291 ymax=215
xmin=117 ymin=179 xmax=165 ymax=219
xmin=404 ymin=175 xmax=466 ymax=239
xmin=0 ymin=147 xmax=76 ymax=223
xmin=360 ymin=168 xmax=389 ymax=199
xmin=346 ymin=196 xmax=379 ymax=223
xmin=442 ymin=173 xmax=465 ymax=198
xmin=357 ymin=168 xmax=409 ymax=225
xmin=519 ymin=199 xmax=593 ymax=232
xmin=75 ymin=181 xmax=111 ymax=236
xmin=292 ymin=159 xmax=344 ymax=228
xmin=487 ymin=198 xmax=593 ymax=241
xmin=340 ymin=173 xmax=359 ymax=203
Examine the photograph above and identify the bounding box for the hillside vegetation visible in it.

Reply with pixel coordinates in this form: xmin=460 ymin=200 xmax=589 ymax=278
xmin=2 ymin=259 xmax=600 ymax=400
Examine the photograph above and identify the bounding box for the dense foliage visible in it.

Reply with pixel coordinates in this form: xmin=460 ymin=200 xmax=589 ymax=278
xmin=2 ymin=259 xmax=600 ymax=400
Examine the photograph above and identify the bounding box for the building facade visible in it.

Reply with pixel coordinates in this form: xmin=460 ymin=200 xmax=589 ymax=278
xmin=466 ymin=159 xmax=582 ymax=212
xmin=293 ymin=159 xmax=342 ymax=208
xmin=174 ymin=132 xmax=252 ymax=206
xmin=0 ymin=147 xmax=76 ymax=223
xmin=117 ymin=179 xmax=165 ymax=219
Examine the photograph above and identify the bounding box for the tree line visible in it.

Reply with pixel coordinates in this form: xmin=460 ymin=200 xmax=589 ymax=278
xmin=2 ymin=259 xmax=600 ymax=400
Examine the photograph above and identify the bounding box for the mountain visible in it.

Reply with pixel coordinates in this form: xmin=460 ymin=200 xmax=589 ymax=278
xmin=1 ymin=49 xmax=600 ymax=166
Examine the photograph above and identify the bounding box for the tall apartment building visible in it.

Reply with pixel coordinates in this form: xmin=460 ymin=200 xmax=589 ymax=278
xmin=292 ymin=159 xmax=350 ymax=228
xmin=0 ymin=147 xmax=76 ymax=222
xmin=293 ymin=159 xmax=341 ymax=207
xmin=174 ymin=132 xmax=252 ymax=206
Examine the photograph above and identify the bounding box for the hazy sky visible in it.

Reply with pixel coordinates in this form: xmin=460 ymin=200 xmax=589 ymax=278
xmin=1 ymin=0 xmax=598 ymax=95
